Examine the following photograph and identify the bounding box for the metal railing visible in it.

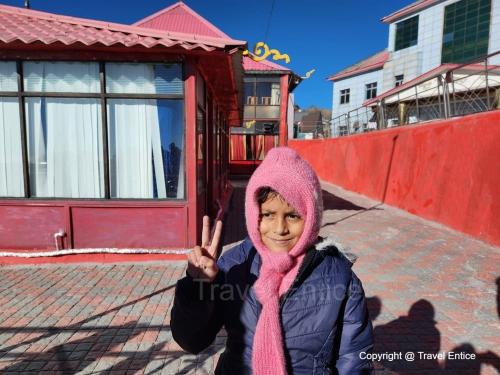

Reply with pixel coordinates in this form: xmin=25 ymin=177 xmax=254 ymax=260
xmin=331 ymin=51 xmax=500 ymax=137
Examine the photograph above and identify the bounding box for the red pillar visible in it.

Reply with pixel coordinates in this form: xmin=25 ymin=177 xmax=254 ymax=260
xmin=184 ymin=59 xmax=199 ymax=248
xmin=279 ymin=74 xmax=290 ymax=146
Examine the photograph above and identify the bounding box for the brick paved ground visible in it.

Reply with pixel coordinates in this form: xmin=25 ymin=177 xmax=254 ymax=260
xmin=0 ymin=179 xmax=498 ymax=374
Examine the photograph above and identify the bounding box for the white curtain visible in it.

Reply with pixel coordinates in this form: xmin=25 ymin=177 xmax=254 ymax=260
xmin=271 ymin=82 xmax=281 ymax=105
xmin=0 ymin=98 xmax=24 ymax=197
xmin=106 ymin=63 xmax=167 ymax=199
xmin=25 ymin=98 xmax=103 ymax=198
xmin=108 ymin=99 xmax=166 ymax=198
xmin=0 ymin=61 xmax=18 ymax=91
xmin=0 ymin=62 xmax=23 ymax=197
xmin=24 ymin=62 xmax=103 ymax=198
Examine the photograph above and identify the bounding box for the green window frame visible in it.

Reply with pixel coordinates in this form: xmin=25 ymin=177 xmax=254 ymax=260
xmin=395 ymin=15 xmax=419 ymax=51
xmin=441 ymin=0 xmax=491 ymax=63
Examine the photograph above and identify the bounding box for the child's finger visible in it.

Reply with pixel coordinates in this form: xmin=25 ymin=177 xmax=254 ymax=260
xmin=192 ymin=246 xmax=203 ymax=266
xmin=187 ymin=251 xmax=196 ymax=265
xmin=201 ymin=215 xmax=210 ymax=248
xmin=208 ymin=220 xmax=223 ymax=258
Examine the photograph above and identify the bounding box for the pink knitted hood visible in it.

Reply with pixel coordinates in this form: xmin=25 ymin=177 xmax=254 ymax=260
xmin=245 ymin=147 xmax=323 ymax=375
xmin=245 ymin=147 xmax=323 ymax=257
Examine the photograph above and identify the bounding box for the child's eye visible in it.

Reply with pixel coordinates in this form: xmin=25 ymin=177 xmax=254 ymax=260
xmin=260 ymin=212 xmax=273 ymax=218
xmin=287 ymin=214 xmax=301 ymax=220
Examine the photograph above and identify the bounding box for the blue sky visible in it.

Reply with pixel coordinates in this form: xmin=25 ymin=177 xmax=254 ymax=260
xmin=2 ymin=0 xmax=414 ymax=109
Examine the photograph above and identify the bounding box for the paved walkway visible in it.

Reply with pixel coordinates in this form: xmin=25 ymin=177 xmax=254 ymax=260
xmin=0 ymin=180 xmax=499 ymax=374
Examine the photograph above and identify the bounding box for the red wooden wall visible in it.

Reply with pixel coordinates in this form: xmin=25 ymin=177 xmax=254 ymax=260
xmin=289 ymin=110 xmax=500 ymax=246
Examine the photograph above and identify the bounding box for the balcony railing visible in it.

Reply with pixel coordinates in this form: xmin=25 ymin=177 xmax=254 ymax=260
xmin=331 ymin=51 xmax=500 ymax=137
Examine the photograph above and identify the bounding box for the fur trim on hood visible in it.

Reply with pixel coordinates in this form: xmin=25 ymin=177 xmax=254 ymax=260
xmin=315 ymin=236 xmax=358 ymax=264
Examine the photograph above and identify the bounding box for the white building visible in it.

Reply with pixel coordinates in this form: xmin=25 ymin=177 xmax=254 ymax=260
xmin=329 ymin=0 xmax=500 ymax=134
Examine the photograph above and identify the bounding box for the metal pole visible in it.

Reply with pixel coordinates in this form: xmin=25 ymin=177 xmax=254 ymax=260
xmin=442 ymin=74 xmax=450 ymax=118
xmin=379 ymin=100 xmax=386 ymax=129
xmin=437 ymin=76 xmax=444 ymax=119
xmin=485 ymin=57 xmax=491 ymax=110
xmin=451 ymin=71 xmax=457 ymax=117
xmin=415 ymin=85 xmax=420 ymax=121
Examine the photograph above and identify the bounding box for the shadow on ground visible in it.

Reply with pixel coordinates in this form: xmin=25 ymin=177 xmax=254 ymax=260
xmin=0 ymin=283 xmax=221 ymax=374
xmin=367 ymin=296 xmax=500 ymax=374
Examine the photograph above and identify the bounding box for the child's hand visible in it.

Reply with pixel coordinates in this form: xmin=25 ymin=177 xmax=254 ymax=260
xmin=186 ymin=215 xmax=222 ymax=282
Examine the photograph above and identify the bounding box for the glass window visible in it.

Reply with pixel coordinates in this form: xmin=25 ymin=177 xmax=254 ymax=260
xmin=340 ymin=89 xmax=350 ymax=104
xmin=1 ymin=61 xmax=185 ymax=200
xmin=24 ymin=62 xmax=99 ymax=93
xmin=255 ymin=81 xmax=280 ymax=105
xmin=22 ymin=62 xmax=104 ymax=198
xmin=395 ymin=74 xmax=404 ymax=87
xmin=196 ymin=107 xmax=206 ymax=195
xmin=25 ymin=98 xmax=104 ymax=198
xmin=244 ymin=77 xmax=280 ymax=106
xmin=366 ymin=83 xmax=378 ymax=100
xmin=0 ymin=62 xmax=18 ymax=92
xmin=0 ymin=97 xmax=24 ymax=197
xmin=244 ymin=82 xmax=255 ymax=105
xmin=106 ymin=63 xmax=183 ymax=94
xmin=442 ymin=0 xmax=491 ymax=63
xmin=107 ymin=99 xmax=184 ymax=199
xmin=395 ymin=15 xmax=419 ymax=51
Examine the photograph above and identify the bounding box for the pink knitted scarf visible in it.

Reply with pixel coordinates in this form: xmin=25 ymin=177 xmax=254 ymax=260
xmin=245 ymin=147 xmax=323 ymax=375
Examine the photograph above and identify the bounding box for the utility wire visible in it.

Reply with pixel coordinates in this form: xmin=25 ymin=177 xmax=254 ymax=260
xmin=263 ymin=0 xmax=276 ymax=43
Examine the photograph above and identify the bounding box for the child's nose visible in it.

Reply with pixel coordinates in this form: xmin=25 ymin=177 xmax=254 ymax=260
xmin=274 ymin=217 xmax=288 ymax=234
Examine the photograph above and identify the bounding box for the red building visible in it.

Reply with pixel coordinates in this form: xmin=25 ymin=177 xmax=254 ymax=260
xmin=0 ymin=2 xmax=249 ymax=261
xmin=230 ymin=57 xmax=300 ymax=175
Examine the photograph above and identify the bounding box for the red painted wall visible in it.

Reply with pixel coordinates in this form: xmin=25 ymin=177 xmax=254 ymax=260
xmin=289 ymin=110 xmax=500 ymax=246
xmin=72 ymin=206 xmax=187 ymax=248
xmin=0 ymin=205 xmax=66 ymax=249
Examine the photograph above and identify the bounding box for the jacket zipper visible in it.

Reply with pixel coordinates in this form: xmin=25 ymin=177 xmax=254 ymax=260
xmin=279 ymin=249 xmax=318 ymax=310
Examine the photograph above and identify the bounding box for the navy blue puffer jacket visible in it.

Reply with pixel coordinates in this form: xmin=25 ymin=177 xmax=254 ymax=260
xmin=171 ymin=237 xmax=374 ymax=374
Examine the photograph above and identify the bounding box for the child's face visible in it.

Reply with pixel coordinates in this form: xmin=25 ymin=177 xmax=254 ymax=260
xmin=259 ymin=194 xmax=305 ymax=253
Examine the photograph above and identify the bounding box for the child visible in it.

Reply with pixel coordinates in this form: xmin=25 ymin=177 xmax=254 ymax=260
xmin=171 ymin=147 xmax=374 ymax=374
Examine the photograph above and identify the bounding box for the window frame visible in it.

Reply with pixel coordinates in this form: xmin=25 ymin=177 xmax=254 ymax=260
xmin=243 ymin=75 xmax=281 ymax=120
xmin=441 ymin=0 xmax=491 ymax=63
xmin=365 ymin=82 xmax=378 ymax=100
xmin=0 ymin=60 xmax=185 ymax=201
xmin=394 ymin=15 xmax=419 ymax=51
xmin=395 ymin=74 xmax=404 ymax=87
xmin=339 ymin=88 xmax=350 ymax=105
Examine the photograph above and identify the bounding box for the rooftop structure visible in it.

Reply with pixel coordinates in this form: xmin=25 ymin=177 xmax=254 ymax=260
xmin=329 ymin=0 xmax=500 ymax=136
xmin=0 ymin=2 xmax=248 ymax=255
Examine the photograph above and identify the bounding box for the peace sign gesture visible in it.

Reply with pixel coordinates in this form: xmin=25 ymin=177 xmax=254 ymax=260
xmin=186 ymin=215 xmax=223 ymax=282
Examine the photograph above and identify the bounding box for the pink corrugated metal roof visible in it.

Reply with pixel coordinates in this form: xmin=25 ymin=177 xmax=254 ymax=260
xmin=134 ymin=2 xmax=231 ymax=39
xmin=363 ymin=62 xmax=500 ymax=106
xmin=382 ymin=0 xmax=439 ymax=23
xmin=328 ymin=50 xmax=389 ymax=81
xmin=363 ymin=63 xmax=454 ymax=106
xmin=243 ymin=56 xmax=290 ymax=72
xmin=0 ymin=4 xmax=245 ymax=51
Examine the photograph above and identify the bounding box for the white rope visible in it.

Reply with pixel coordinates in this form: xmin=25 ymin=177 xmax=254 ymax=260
xmin=0 ymin=248 xmax=191 ymax=258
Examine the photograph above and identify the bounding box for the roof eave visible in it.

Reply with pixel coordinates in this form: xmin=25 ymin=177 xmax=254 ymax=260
xmin=381 ymin=0 xmax=441 ymax=24
xmin=328 ymin=64 xmax=385 ymax=82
